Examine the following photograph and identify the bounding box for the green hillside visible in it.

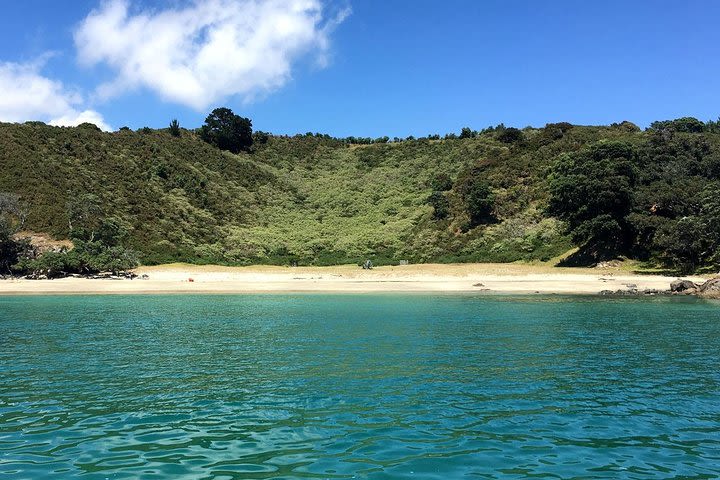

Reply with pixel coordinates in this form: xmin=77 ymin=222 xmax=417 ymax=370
xmin=1 ymin=118 xmax=719 ymax=273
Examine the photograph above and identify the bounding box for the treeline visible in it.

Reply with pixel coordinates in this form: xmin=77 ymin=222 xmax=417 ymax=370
xmin=213 ymin=121 xmax=529 ymax=146
xmin=162 ymin=106 xmax=546 ymax=147
xmin=1 ymin=114 xmax=719 ymax=275
xmin=0 ymin=192 xmax=139 ymax=277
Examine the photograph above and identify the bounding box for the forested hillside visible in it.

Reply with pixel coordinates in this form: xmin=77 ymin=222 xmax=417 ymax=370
xmin=1 ymin=117 xmax=719 ymax=273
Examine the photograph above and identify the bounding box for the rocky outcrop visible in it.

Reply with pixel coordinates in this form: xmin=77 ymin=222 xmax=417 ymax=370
xmin=698 ymin=277 xmax=720 ymax=299
xmin=599 ymin=278 xmax=714 ymax=298
xmin=670 ymin=279 xmax=698 ymax=293
xmin=600 ymin=288 xmax=670 ymax=296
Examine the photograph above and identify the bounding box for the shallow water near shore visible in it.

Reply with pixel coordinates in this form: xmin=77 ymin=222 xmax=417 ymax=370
xmin=1 ymin=294 xmax=719 ymax=479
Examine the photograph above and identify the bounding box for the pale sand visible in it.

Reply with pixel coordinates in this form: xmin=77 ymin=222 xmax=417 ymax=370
xmin=0 ymin=263 xmax=708 ymax=295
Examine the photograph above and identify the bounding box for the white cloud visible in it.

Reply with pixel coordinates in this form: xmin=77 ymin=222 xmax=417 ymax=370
xmin=49 ymin=109 xmax=112 ymax=131
xmin=0 ymin=60 xmax=111 ymax=131
xmin=74 ymin=0 xmax=350 ymax=110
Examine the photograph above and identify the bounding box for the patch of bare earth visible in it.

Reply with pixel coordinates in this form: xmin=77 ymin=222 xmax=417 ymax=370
xmin=13 ymin=232 xmax=73 ymax=253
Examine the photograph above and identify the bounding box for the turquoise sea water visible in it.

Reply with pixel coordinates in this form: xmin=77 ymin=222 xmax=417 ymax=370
xmin=1 ymin=294 xmax=719 ymax=479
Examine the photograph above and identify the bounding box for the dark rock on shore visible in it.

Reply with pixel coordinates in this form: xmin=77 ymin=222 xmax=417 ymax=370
xmin=600 ymin=288 xmax=672 ymax=297
xmin=698 ymin=277 xmax=720 ymax=299
xmin=600 ymin=277 xmax=720 ymax=299
xmin=671 ymin=279 xmax=698 ymax=293
xmin=12 ymin=271 xmax=142 ymax=281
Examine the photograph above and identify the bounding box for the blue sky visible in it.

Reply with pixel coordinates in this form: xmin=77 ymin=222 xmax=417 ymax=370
xmin=1 ymin=0 xmax=719 ymax=137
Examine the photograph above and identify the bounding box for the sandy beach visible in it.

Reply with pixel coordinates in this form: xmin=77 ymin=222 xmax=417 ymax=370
xmin=0 ymin=263 xmax=708 ymax=295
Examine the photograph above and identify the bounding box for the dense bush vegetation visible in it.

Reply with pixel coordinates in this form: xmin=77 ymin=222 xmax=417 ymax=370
xmin=1 ymin=115 xmax=719 ymax=273
xmin=549 ymin=141 xmax=638 ymax=254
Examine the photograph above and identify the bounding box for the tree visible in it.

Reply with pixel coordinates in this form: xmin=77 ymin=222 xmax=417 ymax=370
xmin=459 ymin=127 xmax=475 ymax=139
xmin=428 ymin=192 xmax=450 ymax=220
xmin=77 ymin=122 xmax=101 ymax=132
xmin=96 ymin=216 xmax=131 ymax=247
xmin=430 ymin=173 xmax=453 ymax=192
xmin=253 ymin=131 xmax=270 ymax=145
xmin=497 ymin=127 xmax=524 ymax=143
xmin=66 ymin=193 xmax=103 ymax=240
xmin=0 ymin=220 xmax=20 ymax=273
xmin=548 ymin=141 xmax=638 ymax=253
xmin=463 ymin=180 xmax=495 ymax=227
xmin=0 ymin=193 xmax=29 ymax=273
xmin=169 ymin=119 xmax=181 ymax=137
xmin=0 ymin=192 xmax=27 ymax=231
xmin=653 ymin=217 xmax=712 ymax=274
xmin=199 ymin=107 xmax=253 ymax=153
xmin=701 ymin=184 xmax=720 ymax=267
xmin=455 ymin=169 xmax=495 ymax=227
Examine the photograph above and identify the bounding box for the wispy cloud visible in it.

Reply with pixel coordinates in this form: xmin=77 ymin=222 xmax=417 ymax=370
xmin=0 ymin=59 xmax=111 ymax=130
xmin=75 ymin=0 xmax=351 ymax=110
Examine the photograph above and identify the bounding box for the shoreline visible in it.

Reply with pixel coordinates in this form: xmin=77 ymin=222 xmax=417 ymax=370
xmin=0 ymin=263 xmax=709 ymax=296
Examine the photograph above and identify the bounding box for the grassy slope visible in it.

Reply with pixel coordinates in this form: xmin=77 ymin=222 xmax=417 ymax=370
xmin=0 ymin=121 xmax=655 ymax=266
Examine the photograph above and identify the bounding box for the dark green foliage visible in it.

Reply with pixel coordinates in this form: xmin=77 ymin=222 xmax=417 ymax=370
xmin=8 ymin=196 xmax=139 ymax=277
xmin=77 ymin=123 xmax=101 ymax=132
xmin=652 ymin=217 xmax=711 ymax=274
xmin=428 ymin=192 xmax=450 ymax=220
xmin=253 ymin=131 xmax=270 ymax=145
xmin=429 ymin=173 xmax=453 ymax=191
xmin=72 ymin=239 xmax=139 ymax=274
xmin=648 ymin=184 xmax=720 ymax=272
xmin=66 ymin=193 xmax=103 ymax=240
xmin=169 ymin=119 xmax=181 ymax=137
xmin=0 ymin=193 xmax=28 ymax=273
xmin=459 ymin=127 xmax=476 ymax=139
xmin=611 ymin=121 xmax=641 ymax=132
xmin=700 ymin=185 xmax=720 ymax=267
xmin=624 ymin=129 xmax=720 ymax=270
xmin=0 ymin=221 xmax=21 ymax=273
xmin=16 ymin=239 xmax=139 ymax=277
xmin=649 ymin=117 xmax=705 ymax=134
xmin=12 ymin=200 xmax=138 ymax=277
xmin=549 ymin=141 xmax=637 ymax=253
xmin=199 ymin=107 xmax=253 ymax=153
xmin=464 ymin=181 xmax=495 ymax=227
xmin=537 ymin=122 xmax=575 ymax=145
xmin=95 ymin=216 xmax=131 ymax=247
xmin=548 ymin=122 xmax=574 ymax=133
xmin=456 ymin=170 xmax=495 ymax=227
xmin=497 ymin=127 xmax=523 ymax=143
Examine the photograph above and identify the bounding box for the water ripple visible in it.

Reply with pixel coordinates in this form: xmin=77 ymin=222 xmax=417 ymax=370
xmin=1 ymin=294 xmax=719 ymax=479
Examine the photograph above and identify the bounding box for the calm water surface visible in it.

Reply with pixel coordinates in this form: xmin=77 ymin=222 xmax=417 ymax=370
xmin=1 ymin=294 xmax=719 ymax=479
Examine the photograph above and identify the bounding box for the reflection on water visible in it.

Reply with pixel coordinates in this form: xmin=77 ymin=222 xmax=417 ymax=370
xmin=1 ymin=295 xmax=719 ymax=479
